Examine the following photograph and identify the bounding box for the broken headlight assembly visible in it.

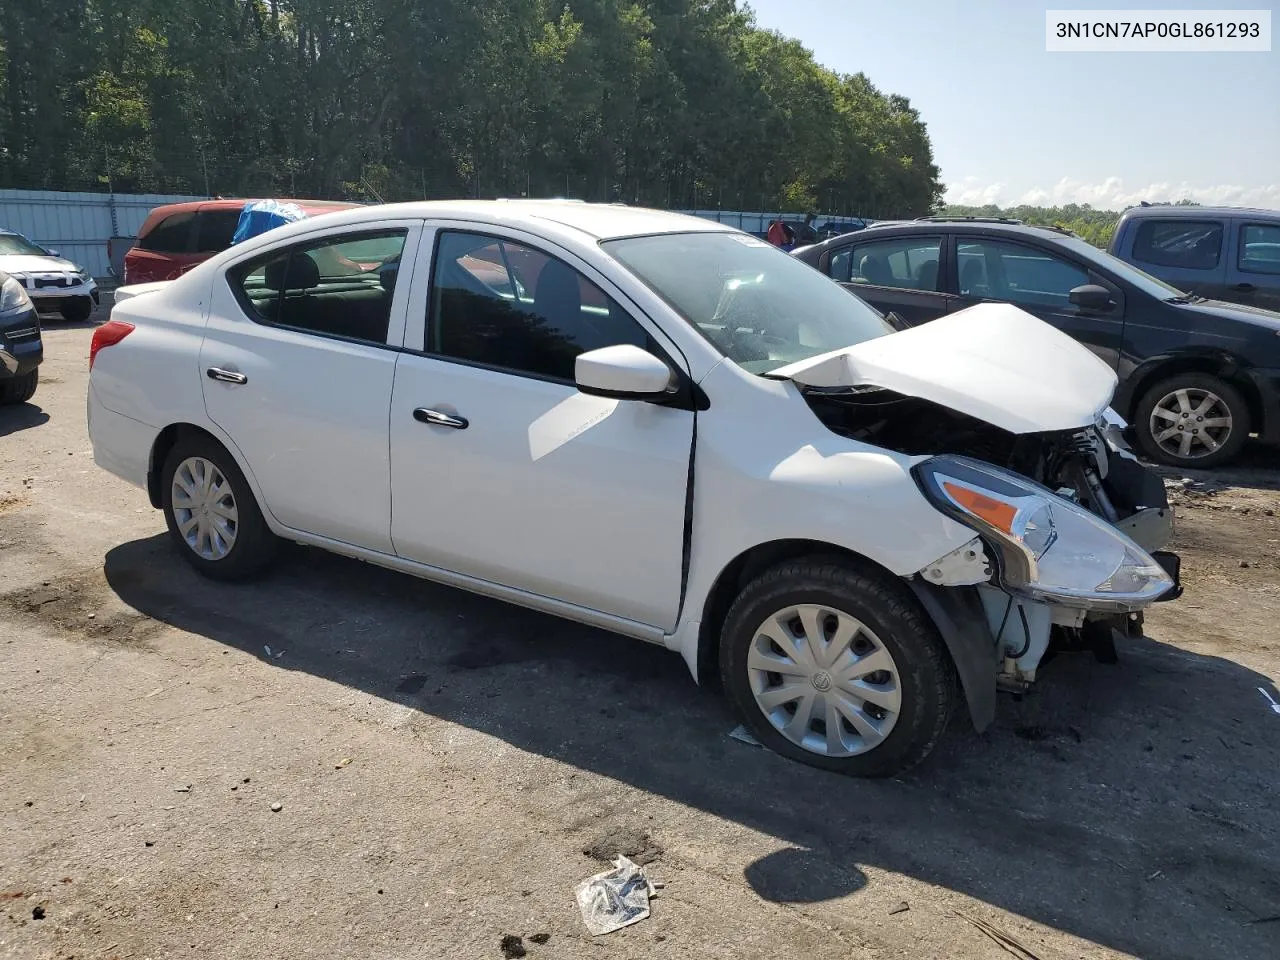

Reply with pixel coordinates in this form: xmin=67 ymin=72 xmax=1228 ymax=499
xmin=913 ymin=455 xmax=1173 ymax=611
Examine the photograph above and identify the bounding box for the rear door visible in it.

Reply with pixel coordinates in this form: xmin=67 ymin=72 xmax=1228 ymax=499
xmin=948 ymin=236 xmax=1126 ymax=368
xmin=1227 ymin=220 xmax=1280 ymax=312
xmin=200 ymin=222 xmax=421 ymax=552
xmin=821 ymin=233 xmax=951 ymax=325
xmin=1125 ymin=217 xmax=1229 ymax=300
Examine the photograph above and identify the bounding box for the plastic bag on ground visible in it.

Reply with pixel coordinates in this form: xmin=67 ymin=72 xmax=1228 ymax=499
xmin=574 ymin=855 xmax=656 ymax=935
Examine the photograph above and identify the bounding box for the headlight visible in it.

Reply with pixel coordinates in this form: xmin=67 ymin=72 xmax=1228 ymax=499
xmin=914 ymin=455 xmax=1172 ymax=610
xmin=0 ymin=276 xmax=33 ymax=316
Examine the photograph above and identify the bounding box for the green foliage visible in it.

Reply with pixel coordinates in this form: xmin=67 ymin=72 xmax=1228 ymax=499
xmin=0 ymin=0 xmax=940 ymax=216
xmin=938 ymin=202 xmax=1122 ymax=248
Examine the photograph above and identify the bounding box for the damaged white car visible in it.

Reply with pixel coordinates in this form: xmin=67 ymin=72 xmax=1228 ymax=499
xmin=87 ymin=201 xmax=1180 ymax=777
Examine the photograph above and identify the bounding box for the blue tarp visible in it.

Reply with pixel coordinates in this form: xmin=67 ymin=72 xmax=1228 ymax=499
xmin=230 ymin=200 xmax=308 ymax=246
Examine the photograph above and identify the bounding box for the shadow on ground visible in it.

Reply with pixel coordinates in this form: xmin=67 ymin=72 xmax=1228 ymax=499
xmin=103 ymin=535 xmax=1280 ymax=960
xmin=0 ymin=402 xmax=50 ymax=436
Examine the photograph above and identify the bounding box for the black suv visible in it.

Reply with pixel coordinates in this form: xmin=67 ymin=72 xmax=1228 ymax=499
xmin=0 ymin=269 xmax=43 ymax=405
xmin=794 ymin=218 xmax=1280 ymax=469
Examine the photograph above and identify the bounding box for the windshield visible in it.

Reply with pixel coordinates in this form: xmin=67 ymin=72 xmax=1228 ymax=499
xmin=1054 ymin=235 xmax=1187 ymax=299
xmin=602 ymin=232 xmax=894 ymax=373
xmin=0 ymin=234 xmax=51 ymax=257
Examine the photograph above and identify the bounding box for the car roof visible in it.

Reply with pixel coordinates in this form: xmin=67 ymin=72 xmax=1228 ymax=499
xmin=1118 ymin=204 xmax=1280 ymax=221
xmin=249 ymin=200 xmax=734 ymax=241
xmin=813 ymin=220 xmax=1081 ymax=246
xmin=145 ymin=198 xmax=360 ymax=218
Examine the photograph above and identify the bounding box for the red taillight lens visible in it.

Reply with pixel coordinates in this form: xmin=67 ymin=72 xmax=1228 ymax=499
xmin=89 ymin=320 xmax=135 ymax=370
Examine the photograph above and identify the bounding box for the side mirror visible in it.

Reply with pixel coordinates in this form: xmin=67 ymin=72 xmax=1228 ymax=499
xmin=1069 ymin=284 xmax=1113 ymax=311
xmin=46 ymin=248 xmax=60 ymax=258
xmin=575 ymin=345 xmax=675 ymax=401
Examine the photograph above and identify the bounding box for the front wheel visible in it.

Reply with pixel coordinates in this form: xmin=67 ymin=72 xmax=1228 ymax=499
xmin=161 ymin=434 xmax=277 ymax=581
xmin=0 ymin=368 xmax=38 ymax=405
xmin=59 ymin=297 xmax=94 ymax=323
xmin=1134 ymin=372 xmax=1249 ymax=468
xmin=720 ymin=558 xmax=956 ymax=778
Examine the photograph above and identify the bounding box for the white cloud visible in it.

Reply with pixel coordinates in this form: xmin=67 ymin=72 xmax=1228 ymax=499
xmin=944 ymin=176 xmax=1280 ymax=210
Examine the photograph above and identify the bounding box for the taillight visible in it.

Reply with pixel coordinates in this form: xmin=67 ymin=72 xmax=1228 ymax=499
xmin=89 ymin=320 xmax=135 ymax=370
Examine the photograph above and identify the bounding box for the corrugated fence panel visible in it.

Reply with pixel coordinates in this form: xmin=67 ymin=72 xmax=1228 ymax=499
xmin=0 ymin=189 xmax=205 ymax=279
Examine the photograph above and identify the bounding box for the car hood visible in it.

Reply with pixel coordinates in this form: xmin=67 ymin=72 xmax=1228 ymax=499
xmin=1179 ymin=297 xmax=1280 ymax=331
xmin=0 ymin=254 xmax=79 ymax=274
xmin=771 ymin=301 xmax=1119 ymax=434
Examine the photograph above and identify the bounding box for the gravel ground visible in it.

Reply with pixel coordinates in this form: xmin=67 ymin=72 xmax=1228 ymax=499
xmin=2 ymin=305 xmax=1279 ymax=960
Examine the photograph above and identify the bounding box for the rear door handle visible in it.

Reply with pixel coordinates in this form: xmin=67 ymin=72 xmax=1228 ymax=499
xmin=1232 ymin=283 xmax=1256 ymax=292
xmin=413 ymin=407 xmax=468 ymax=430
xmin=206 ymin=367 xmax=248 ymax=385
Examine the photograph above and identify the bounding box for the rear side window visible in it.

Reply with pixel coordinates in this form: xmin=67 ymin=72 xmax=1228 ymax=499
xmin=230 ymin=229 xmax=407 ymax=344
xmin=427 ymin=231 xmax=650 ymax=381
xmin=193 ymin=210 xmax=243 ymax=253
xmin=137 ymin=212 xmax=196 ymax=253
xmin=829 ymin=236 xmax=942 ymax=292
xmin=1131 ymin=219 xmax=1223 ymax=270
xmin=1239 ymin=223 xmax=1280 ymax=276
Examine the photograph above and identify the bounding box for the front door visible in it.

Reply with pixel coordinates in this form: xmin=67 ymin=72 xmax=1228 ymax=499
xmin=389 ymin=227 xmax=694 ymax=629
xmin=948 ymin=236 xmax=1126 ymax=369
xmin=823 ymin=233 xmax=952 ymax=326
xmin=200 ymin=224 xmax=419 ymax=552
xmin=1228 ymin=220 xmax=1280 ymax=313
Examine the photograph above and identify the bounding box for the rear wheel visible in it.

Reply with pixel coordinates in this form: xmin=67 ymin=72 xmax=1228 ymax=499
xmin=1134 ymin=372 xmax=1249 ymax=468
xmin=60 ymin=297 xmax=94 ymax=323
xmin=720 ymin=557 xmax=956 ymax=778
xmin=160 ymin=434 xmax=277 ymax=580
xmin=0 ymin=368 xmax=38 ymax=405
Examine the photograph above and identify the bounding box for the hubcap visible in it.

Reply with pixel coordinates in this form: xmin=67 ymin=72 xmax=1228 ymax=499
xmin=747 ymin=604 xmax=902 ymax=758
xmin=171 ymin=456 xmax=238 ymax=560
xmin=1149 ymin=388 xmax=1232 ymax=460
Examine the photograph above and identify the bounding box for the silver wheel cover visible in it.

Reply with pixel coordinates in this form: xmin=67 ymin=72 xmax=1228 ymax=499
xmin=171 ymin=456 xmax=239 ymax=561
xmin=747 ymin=604 xmax=902 ymax=757
xmin=1149 ymin=387 xmax=1233 ymax=460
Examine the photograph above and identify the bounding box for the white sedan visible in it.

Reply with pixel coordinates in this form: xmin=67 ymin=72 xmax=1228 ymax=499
xmin=0 ymin=230 xmax=99 ymax=322
xmin=88 ymin=200 xmax=1178 ymax=776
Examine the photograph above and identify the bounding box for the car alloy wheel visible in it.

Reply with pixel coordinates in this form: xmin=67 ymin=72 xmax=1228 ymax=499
xmin=746 ymin=603 xmax=902 ymax=758
xmin=1148 ymin=387 xmax=1233 ymax=461
xmin=170 ymin=456 xmax=239 ymax=560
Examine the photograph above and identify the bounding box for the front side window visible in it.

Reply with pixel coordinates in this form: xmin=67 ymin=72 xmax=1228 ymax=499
xmin=138 ymin=212 xmax=196 ymax=253
xmin=194 ymin=210 xmax=243 ymax=253
xmin=956 ymin=239 xmax=1089 ymax=309
xmin=604 ymin=231 xmax=894 ymax=374
xmin=427 ymin=231 xmax=650 ymax=381
xmin=1132 ymin=219 xmax=1223 ymax=270
xmin=232 ymin=229 xmax=407 ymax=344
xmin=830 ymin=236 xmax=942 ymax=292
xmin=1239 ymin=223 xmax=1280 ymax=276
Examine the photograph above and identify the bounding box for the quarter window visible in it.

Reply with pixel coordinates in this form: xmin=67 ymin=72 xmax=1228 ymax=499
xmin=137 ymin=212 xmax=196 ymax=253
xmin=956 ymin=240 xmax=1090 ymax=309
xmin=1132 ymin=219 xmax=1223 ymax=270
xmin=1239 ymin=223 xmax=1280 ymax=276
xmin=427 ymin=231 xmax=649 ymax=381
xmin=829 ymin=237 xmax=942 ymax=292
xmin=231 ymin=230 xmax=407 ymax=344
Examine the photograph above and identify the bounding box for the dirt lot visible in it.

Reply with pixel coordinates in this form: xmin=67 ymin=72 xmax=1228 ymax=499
xmin=3 ymin=310 xmax=1279 ymax=960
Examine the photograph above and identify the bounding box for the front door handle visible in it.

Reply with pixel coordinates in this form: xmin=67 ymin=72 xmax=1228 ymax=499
xmin=1233 ymin=282 xmax=1257 ymax=293
xmin=207 ymin=367 xmax=248 ymax=385
xmin=413 ymin=407 xmax=469 ymax=430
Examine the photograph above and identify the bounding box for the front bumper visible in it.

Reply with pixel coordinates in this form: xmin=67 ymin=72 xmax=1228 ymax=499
xmin=0 ymin=306 xmax=43 ymax=377
xmin=25 ymin=278 xmax=98 ymax=312
xmin=1246 ymin=367 xmax=1280 ymax=445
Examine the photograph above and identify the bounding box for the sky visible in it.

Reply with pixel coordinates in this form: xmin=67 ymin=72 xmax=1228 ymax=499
xmin=744 ymin=0 xmax=1280 ymax=210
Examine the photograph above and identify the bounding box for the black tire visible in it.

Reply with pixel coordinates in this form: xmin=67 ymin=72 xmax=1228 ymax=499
xmin=0 ymin=368 xmax=38 ymax=405
xmin=160 ymin=433 xmax=277 ymax=581
xmin=1133 ymin=372 xmax=1249 ymax=469
xmin=59 ymin=297 xmax=94 ymax=323
xmin=720 ymin=557 xmax=957 ymax=778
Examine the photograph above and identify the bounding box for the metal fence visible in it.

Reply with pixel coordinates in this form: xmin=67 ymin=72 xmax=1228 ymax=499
xmin=0 ymin=189 xmax=864 ymax=282
xmin=0 ymin=189 xmax=205 ymax=280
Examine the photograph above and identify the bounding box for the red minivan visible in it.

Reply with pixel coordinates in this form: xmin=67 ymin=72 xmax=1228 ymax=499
xmin=122 ymin=198 xmax=358 ymax=285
